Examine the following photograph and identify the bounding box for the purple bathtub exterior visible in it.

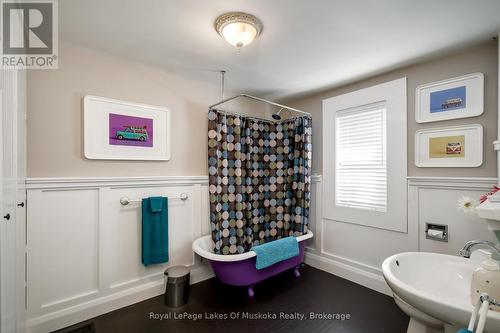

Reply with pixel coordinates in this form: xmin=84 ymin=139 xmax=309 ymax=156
xmin=209 ymin=241 xmax=306 ymax=287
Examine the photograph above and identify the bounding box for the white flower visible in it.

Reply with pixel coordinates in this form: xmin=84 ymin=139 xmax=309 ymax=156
xmin=457 ymin=196 xmax=478 ymax=215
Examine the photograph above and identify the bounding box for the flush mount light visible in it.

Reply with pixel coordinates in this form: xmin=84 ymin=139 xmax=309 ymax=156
xmin=215 ymin=12 xmax=262 ymax=48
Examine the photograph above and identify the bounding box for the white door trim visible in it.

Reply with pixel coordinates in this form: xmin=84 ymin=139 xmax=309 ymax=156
xmin=1 ymin=69 xmax=26 ymax=333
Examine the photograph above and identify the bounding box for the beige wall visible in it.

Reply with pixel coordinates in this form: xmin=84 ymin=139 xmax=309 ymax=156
xmin=27 ymin=42 xmax=267 ymax=177
xmin=284 ymin=40 xmax=498 ymax=177
xmin=28 ymin=41 xmax=498 ymax=178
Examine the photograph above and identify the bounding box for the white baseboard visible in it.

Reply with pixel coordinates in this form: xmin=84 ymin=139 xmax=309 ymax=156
xmin=26 ymin=264 xmax=214 ymax=333
xmin=304 ymin=250 xmax=392 ymax=297
xmin=190 ymin=263 xmax=215 ymax=284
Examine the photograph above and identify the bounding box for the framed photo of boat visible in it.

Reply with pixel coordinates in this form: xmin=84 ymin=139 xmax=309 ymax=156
xmin=415 ymin=124 xmax=483 ymax=167
xmin=83 ymin=95 xmax=171 ymax=160
xmin=415 ymin=73 xmax=483 ymax=123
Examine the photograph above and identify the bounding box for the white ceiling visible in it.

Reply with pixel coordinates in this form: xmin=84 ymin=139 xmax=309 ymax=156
xmin=60 ymin=0 xmax=500 ymax=100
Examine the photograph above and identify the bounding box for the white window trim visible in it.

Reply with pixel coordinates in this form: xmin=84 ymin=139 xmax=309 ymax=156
xmin=322 ymin=77 xmax=407 ymax=233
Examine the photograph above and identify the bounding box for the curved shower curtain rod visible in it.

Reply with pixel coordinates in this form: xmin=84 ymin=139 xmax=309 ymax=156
xmin=208 ymin=93 xmax=312 ymax=118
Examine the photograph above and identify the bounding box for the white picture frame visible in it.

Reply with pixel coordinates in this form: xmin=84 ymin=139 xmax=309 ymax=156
xmin=83 ymin=95 xmax=171 ymax=160
xmin=415 ymin=124 xmax=483 ymax=168
xmin=415 ymin=72 xmax=484 ymax=123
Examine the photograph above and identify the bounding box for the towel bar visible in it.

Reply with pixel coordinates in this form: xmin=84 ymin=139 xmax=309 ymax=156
xmin=120 ymin=193 xmax=188 ymax=206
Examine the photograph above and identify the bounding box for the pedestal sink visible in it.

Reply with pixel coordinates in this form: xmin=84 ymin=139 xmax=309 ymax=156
xmin=382 ymin=252 xmax=500 ymax=333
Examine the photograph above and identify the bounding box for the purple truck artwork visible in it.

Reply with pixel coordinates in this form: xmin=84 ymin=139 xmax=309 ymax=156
xmin=109 ymin=113 xmax=153 ymax=147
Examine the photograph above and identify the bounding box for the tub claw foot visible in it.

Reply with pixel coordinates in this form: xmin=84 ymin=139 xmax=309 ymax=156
xmin=247 ymin=286 xmax=255 ymax=298
xmin=294 ymin=266 xmax=301 ymax=278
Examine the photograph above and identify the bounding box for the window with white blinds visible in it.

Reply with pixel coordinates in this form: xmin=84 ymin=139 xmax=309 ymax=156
xmin=335 ymin=103 xmax=387 ymax=212
xmin=323 ymin=77 xmax=406 ymax=232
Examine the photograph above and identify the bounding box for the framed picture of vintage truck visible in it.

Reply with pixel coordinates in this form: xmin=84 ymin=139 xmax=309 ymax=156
xmin=415 ymin=73 xmax=483 ymax=123
xmin=415 ymin=124 xmax=483 ymax=167
xmin=84 ymin=95 xmax=171 ymax=160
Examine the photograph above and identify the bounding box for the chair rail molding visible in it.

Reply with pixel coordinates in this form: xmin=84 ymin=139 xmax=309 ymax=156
xmin=26 ymin=175 xmax=209 ymax=189
xmin=407 ymin=176 xmax=497 ymax=190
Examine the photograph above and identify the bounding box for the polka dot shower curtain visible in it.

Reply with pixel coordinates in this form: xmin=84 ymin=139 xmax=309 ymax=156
xmin=207 ymin=109 xmax=312 ymax=255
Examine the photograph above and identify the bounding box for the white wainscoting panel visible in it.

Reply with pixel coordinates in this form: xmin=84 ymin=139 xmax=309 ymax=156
xmin=25 ymin=175 xmax=497 ymax=331
xmin=103 ymin=186 xmax=194 ymax=290
xmin=305 ymin=174 xmax=322 ymax=252
xmin=25 ymin=176 xmax=212 ymax=333
xmin=27 ymin=188 xmax=100 ymax=316
xmin=305 ymin=176 xmax=498 ymax=297
xmin=408 ymin=177 xmax=498 ymax=255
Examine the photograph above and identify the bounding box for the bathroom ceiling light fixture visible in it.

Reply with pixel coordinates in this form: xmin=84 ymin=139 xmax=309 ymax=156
xmin=215 ymin=12 xmax=262 ymax=48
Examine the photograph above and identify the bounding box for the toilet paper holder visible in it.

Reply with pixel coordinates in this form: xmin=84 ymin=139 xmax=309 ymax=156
xmin=425 ymin=223 xmax=448 ymax=242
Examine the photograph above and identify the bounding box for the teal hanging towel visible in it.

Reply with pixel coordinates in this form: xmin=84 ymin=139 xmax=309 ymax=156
xmin=142 ymin=197 xmax=169 ymax=266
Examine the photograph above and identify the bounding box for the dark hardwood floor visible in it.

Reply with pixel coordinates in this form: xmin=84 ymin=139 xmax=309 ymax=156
xmin=59 ymin=265 xmax=409 ymax=333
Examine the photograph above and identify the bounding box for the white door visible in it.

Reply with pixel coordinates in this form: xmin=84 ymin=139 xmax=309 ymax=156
xmin=1 ymin=81 xmax=17 ymax=332
xmin=0 ymin=69 xmax=26 ymax=333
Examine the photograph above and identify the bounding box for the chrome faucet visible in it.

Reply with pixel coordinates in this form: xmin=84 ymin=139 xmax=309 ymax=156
xmin=459 ymin=240 xmax=500 ymax=258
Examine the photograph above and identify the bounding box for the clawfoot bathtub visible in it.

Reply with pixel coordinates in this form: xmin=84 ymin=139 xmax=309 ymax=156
xmin=192 ymin=231 xmax=313 ymax=297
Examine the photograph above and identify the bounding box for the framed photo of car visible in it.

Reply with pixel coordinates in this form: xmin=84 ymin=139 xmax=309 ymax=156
xmin=415 ymin=72 xmax=484 ymax=123
xmin=415 ymin=124 xmax=483 ymax=167
xmin=83 ymin=95 xmax=171 ymax=160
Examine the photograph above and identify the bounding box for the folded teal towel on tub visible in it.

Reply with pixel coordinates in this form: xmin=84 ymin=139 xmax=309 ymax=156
xmin=252 ymin=236 xmax=299 ymax=270
xmin=142 ymin=197 xmax=169 ymax=266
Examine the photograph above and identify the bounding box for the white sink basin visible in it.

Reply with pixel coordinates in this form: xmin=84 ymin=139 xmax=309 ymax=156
xmin=382 ymin=252 xmax=500 ymax=332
